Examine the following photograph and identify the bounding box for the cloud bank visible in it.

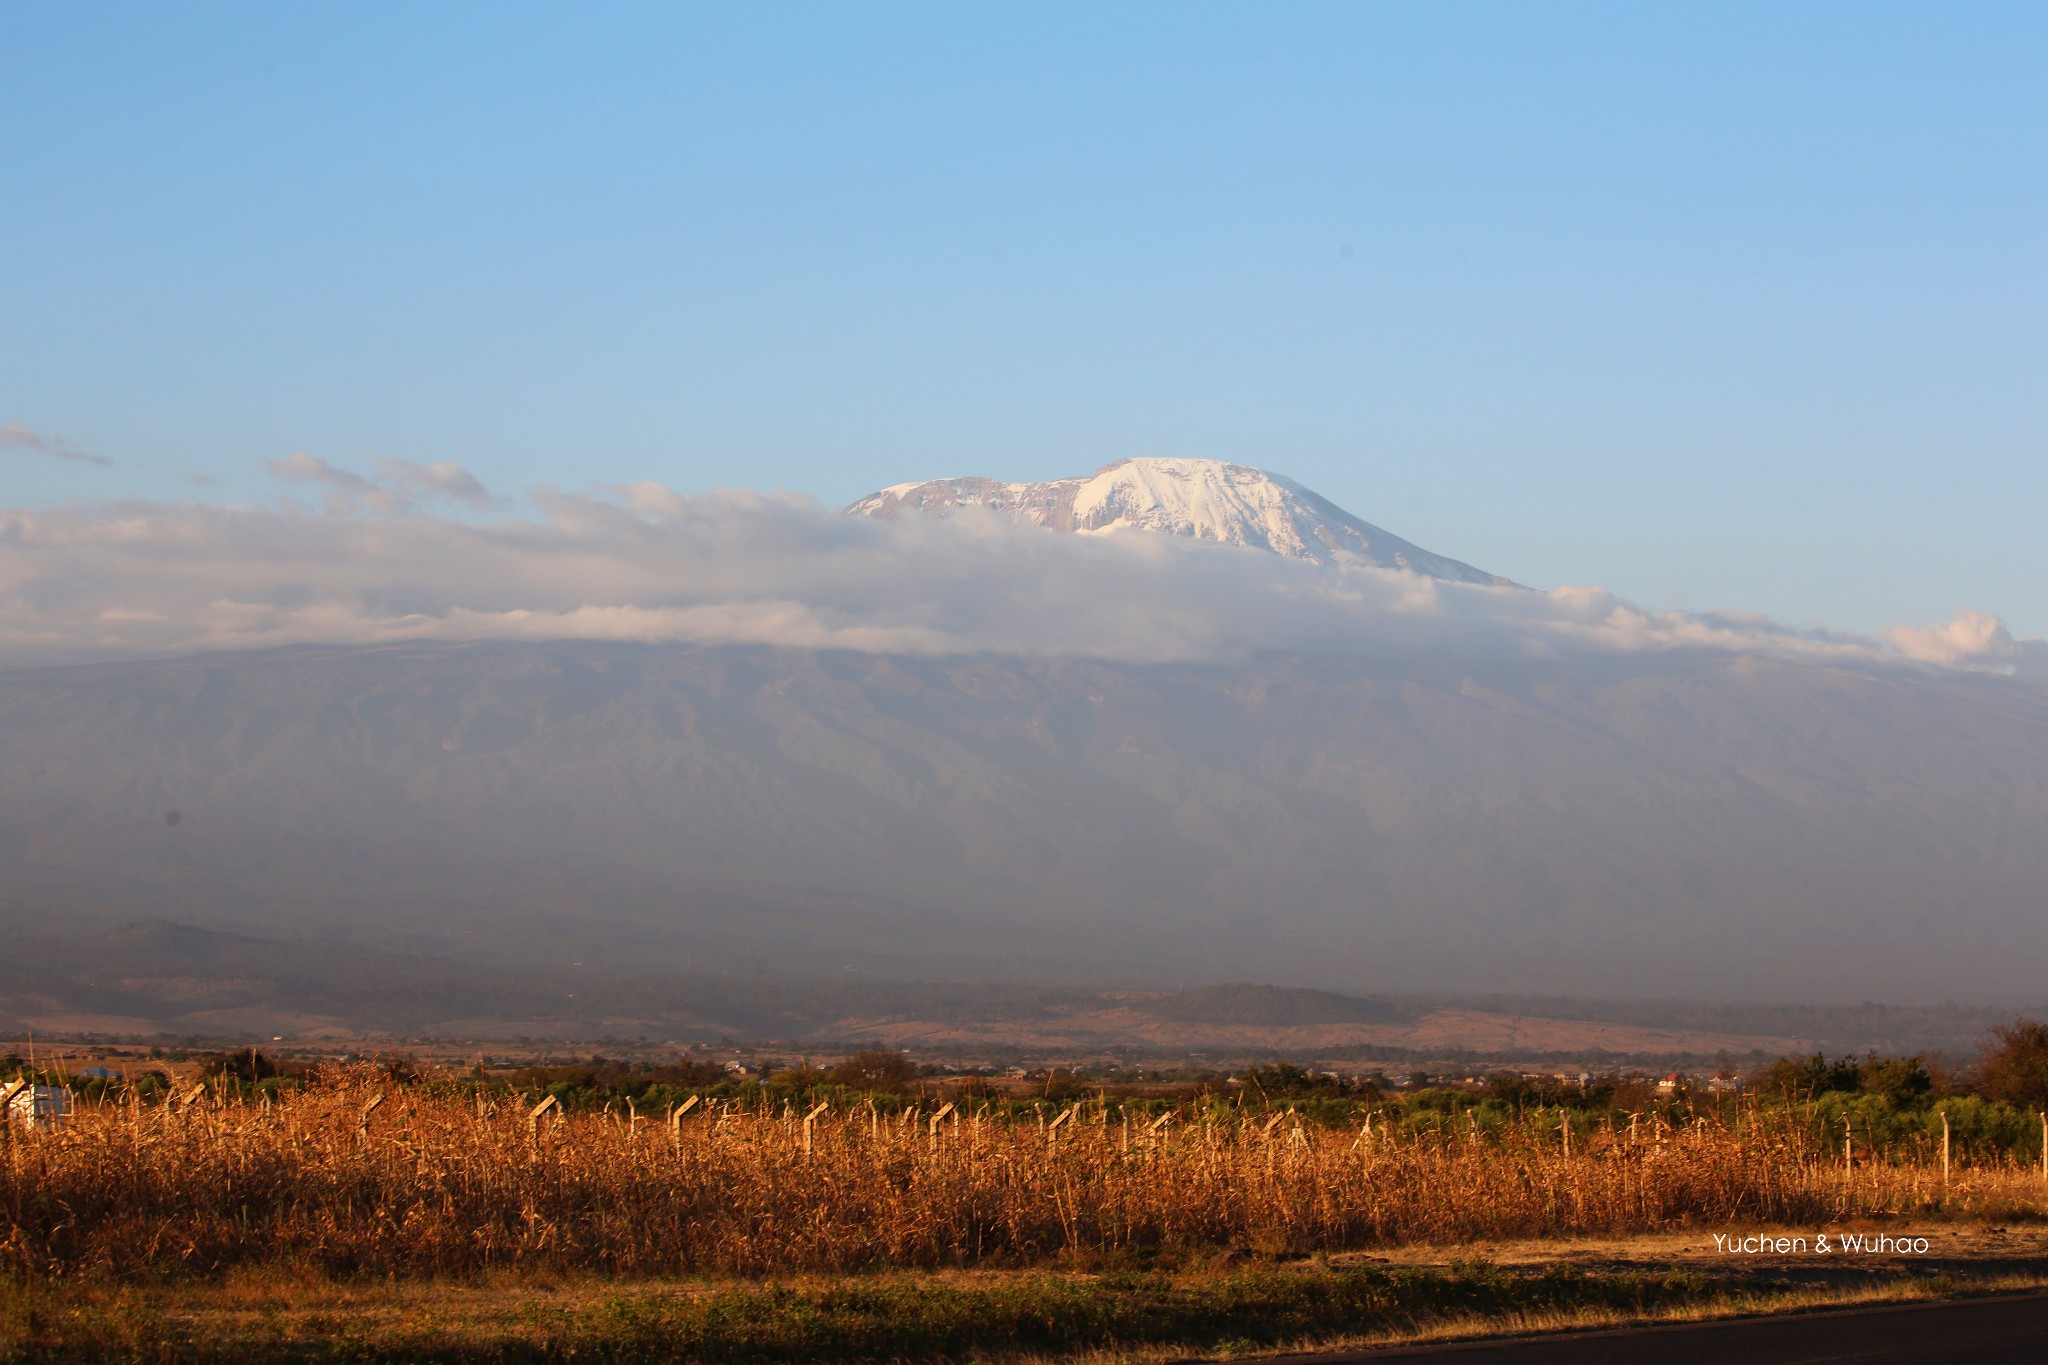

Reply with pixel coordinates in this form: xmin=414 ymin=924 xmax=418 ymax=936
xmin=0 ymin=464 xmax=2038 ymax=675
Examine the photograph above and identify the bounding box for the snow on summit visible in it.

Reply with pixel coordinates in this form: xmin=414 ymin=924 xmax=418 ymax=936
xmin=847 ymin=457 xmax=1508 ymax=585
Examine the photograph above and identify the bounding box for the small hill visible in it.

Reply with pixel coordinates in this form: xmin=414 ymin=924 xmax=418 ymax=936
xmin=1135 ymin=983 xmax=1409 ymax=1026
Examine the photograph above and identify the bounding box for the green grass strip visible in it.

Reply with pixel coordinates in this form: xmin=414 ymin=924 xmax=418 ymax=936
xmin=0 ymin=1261 xmax=1748 ymax=1363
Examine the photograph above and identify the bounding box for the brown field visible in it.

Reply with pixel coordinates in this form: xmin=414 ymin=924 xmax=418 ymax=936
xmin=826 ymin=1004 xmax=1818 ymax=1058
xmin=3 ymin=1005 xmax=1816 ymax=1058
xmin=3 ymin=1072 xmax=2044 ymax=1281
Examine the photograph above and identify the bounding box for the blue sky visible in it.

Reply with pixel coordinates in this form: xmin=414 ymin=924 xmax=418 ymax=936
xmin=3 ymin=2 xmax=2043 ymax=636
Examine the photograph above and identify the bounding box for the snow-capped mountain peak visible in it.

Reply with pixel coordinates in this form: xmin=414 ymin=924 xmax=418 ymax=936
xmin=847 ymin=457 xmax=1507 ymax=584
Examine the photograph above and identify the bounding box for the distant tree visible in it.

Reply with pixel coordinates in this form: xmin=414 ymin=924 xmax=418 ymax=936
xmin=1484 ymin=1072 xmax=1539 ymax=1108
xmin=648 ymin=1055 xmax=730 ymax=1089
xmin=769 ymin=1062 xmax=832 ymax=1090
xmin=1760 ymin=1053 xmax=1861 ymax=1100
xmin=1404 ymin=1086 xmax=1469 ymax=1114
xmin=1484 ymin=1071 xmax=1604 ymax=1111
xmin=203 ymin=1048 xmax=280 ymax=1083
xmin=1858 ymin=1055 xmax=1933 ymax=1108
xmin=1038 ymin=1067 xmax=1089 ymax=1102
xmin=1973 ymin=1020 xmax=2048 ymax=1110
xmin=1241 ymin=1064 xmax=1371 ymax=1100
xmin=826 ymin=1049 xmax=918 ymax=1094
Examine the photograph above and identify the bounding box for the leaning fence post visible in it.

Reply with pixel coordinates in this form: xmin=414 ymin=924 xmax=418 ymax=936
xmin=803 ymin=1101 xmax=829 ymax=1158
xmin=927 ymin=1101 xmax=955 ymax=1146
xmin=1046 ymin=1104 xmax=1078 ymax=1142
xmin=669 ymin=1094 xmax=700 ymax=1150
xmin=528 ymin=1093 xmax=560 ymax=1145
xmin=0 ymin=1079 xmax=22 ymax=1149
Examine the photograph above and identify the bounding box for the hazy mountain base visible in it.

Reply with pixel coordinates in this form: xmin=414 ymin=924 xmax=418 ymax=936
xmin=3 ymin=640 xmax=2047 ymax=1002
xmin=0 ymin=921 xmax=2026 ymax=1061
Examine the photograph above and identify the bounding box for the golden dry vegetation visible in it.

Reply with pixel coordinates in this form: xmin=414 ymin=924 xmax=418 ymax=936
xmin=3 ymin=1071 xmax=2044 ymax=1281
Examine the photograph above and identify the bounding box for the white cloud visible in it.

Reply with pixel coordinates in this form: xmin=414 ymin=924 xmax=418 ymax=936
xmin=262 ymin=451 xmax=494 ymax=513
xmin=0 ymin=422 xmax=110 ymax=466
xmin=263 ymin=451 xmax=384 ymax=505
xmin=1886 ymin=609 xmax=2017 ymax=667
xmin=0 ymin=473 xmax=2036 ymax=674
xmin=375 ymin=457 xmax=494 ymax=505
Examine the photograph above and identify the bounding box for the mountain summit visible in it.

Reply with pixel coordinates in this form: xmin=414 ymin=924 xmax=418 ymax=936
xmin=847 ymin=457 xmax=1508 ymax=584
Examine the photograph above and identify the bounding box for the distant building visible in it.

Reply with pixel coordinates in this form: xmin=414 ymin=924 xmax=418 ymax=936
xmin=4 ymin=1082 xmax=72 ymax=1129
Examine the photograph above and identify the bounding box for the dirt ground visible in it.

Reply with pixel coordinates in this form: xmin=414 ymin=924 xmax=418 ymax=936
xmin=1341 ymin=1218 xmax=2048 ymax=1288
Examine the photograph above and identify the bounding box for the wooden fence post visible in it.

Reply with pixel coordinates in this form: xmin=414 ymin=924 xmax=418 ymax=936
xmin=1046 ymin=1104 xmax=1078 ymax=1141
xmin=528 ymin=1093 xmax=560 ymax=1145
xmin=669 ymin=1094 xmax=701 ymax=1150
xmin=0 ymin=1079 xmax=23 ymax=1148
xmin=803 ymin=1101 xmax=829 ymax=1158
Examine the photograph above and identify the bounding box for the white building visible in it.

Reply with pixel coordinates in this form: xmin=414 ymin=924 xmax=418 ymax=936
xmin=2 ymin=1080 xmax=72 ymax=1129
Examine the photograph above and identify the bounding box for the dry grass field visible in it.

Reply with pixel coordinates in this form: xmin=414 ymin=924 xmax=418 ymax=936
xmin=3 ymin=1071 xmax=2045 ymax=1360
xmin=3 ymin=1071 xmax=2044 ymax=1279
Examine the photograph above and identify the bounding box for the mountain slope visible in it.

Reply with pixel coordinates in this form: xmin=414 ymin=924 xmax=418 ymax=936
xmin=847 ymin=457 xmax=1508 ymax=583
xmin=3 ymin=640 xmax=2045 ymax=1002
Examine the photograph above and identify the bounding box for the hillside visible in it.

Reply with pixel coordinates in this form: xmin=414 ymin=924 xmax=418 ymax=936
xmin=3 ymin=639 xmax=2046 ymax=1002
xmin=0 ymin=921 xmax=2017 ymax=1059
